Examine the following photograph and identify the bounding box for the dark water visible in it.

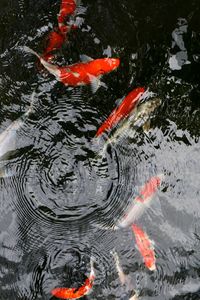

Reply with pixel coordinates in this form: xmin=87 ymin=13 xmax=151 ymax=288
xmin=0 ymin=0 xmax=200 ymax=299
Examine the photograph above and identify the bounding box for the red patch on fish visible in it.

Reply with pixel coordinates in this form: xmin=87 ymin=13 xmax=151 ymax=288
xmin=51 ymin=274 xmax=95 ymax=299
xmin=43 ymin=30 xmax=66 ymax=56
xmin=58 ymin=58 xmax=120 ymax=86
xmin=132 ymin=224 xmax=156 ymax=271
xmin=58 ymin=0 xmax=77 ymax=27
xmin=135 ymin=175 xmax=162 ymax=203
xmin=42 ymin=24 xmax=77 ymax=62
xmin=96 ymin=87 xmax=145 ymax=137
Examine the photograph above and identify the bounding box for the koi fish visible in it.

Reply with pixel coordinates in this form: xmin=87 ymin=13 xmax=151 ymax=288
xmin=43 ymin=29 xmax=66 ymax=53
xmin=58 ymin=0 xmax=77 ymax=31
xmin=111 ymin=250 xmax=127 ymax=285
xmin=23 ymin=46 xmax=120 ymax=92
xmin=132 ymin=224 xmax=156 ymax=271
xmin=42 ymin=29 xmax=66 ymax=62
xmin=111 ymin=250 xmax=139 ymax=299
xmin=98 ymin=97 xmax=161 ymax=156
xmin=0 ymin=92 xmax=37 ymax=177
xmin=115 ymin=174 xmax=164 ymax=229
xmin=42 ymin=24 xmax=77 ymax=62
xmin=51 ymin=258 xmax=95 ymax=299
xmin=95 ymin=87 xmax=145 ymax=137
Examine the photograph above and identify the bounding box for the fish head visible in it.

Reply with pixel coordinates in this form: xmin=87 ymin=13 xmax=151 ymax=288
xmin=96 ymin=58 xmax=120 ymax=74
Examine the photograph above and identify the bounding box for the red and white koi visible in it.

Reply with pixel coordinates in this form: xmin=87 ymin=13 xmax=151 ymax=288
xmin=132 ymin=224 xmax=156 ymax=271
xmin=58 ymin=0 xmax=77 ymax=32
xmin=23 ymin=46 xmax=120 ymax=92
xmin=95 ymin=87 xmax=145 ymax=137
xmin=42 ymin=0 xmax=78 ymax=62
xmin=51 ymin=258 xmax=95 ymax=299
xmin=115 ymin=174 xmax=164 ymax=229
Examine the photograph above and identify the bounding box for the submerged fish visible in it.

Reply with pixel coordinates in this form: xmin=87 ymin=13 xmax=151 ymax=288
xmin=42 ymin=24 xmax=77 ymax=62
xmin=111 ymin=250 xmax=127 ymax=285
xmin=115 ymin=174 xmax=164 ymax=229
xmin=96 ymin=87 xmax=145 ymax=137
xmin=111 ymin=250 xmax=139 ymax=300
xmin=132 ymin=224 xmax=156 ymax=271
xmin=99 ymin=97 xmax=161 ymax=156
xmin=0 ymin=120 xmax=24 ymax=161
xmin=0 ymin=92 xmax=36 ymax=176
xmin=42 ymin=29 xmax=66 ymax=60
xmin=23 ymin=46 xmax=120 ymax=93
xmin=51 ymin=258 xmax=95 ymax=299
xmin=58 ymin=0 xmax=77 ymax=31
xmin=92 ymin=174 xmax=163 ymax=232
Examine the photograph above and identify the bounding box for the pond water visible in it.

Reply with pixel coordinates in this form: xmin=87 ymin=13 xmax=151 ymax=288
xmin=0 ymin=0 xmax=200 ymax=299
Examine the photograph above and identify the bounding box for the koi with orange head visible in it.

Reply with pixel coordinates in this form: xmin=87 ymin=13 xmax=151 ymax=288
xmin=95 ymin=87 xmax=145 ymax=137
xmin=132 ymin=224 xmax=156 ymax=271
xmin=51 ymin=258 xmax=95 ymax=299
xmin=23 ymin=46 xmax=120 ymax=92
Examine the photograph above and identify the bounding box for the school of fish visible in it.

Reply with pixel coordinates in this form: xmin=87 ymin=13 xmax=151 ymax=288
xmin=0 ymin=0 xmax=166 ymax=299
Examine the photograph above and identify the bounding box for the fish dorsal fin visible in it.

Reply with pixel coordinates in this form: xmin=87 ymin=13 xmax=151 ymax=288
xmin=80 ymin=54 xmax=93 ymax=62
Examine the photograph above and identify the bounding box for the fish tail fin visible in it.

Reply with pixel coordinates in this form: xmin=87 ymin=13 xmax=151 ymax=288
xmin=23 ymin=46 xmax=41 ymax=59
xmin=25 ymin=91 xmax=36 ymax=116
xmin=157 ymin=173 xmax=165 ymax=182
xmin=89 ymin=256 xmax=95 ymax=278
xmin=23 ymin=46 xmax=60 ymax=79
xmin=25 ymin=90 xmax=45 ymax=116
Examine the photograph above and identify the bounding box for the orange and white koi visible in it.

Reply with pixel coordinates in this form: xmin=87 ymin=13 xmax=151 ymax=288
xmin=58 ymin=0 xmax=77 ymax=32
xmin=115 ymin=174 xmax=164 ymax=229
xmin=51 ymin=258 xmax=95 ymax=299
xmin=95 ymin=87 xmax=145 ymax=137
xmin=23 ymin=46 xmax=120 ymax=92
xmin=132 ymin=224 xmax=156 ymax=271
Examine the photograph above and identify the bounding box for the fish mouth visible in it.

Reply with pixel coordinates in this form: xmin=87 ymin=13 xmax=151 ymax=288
xmin=106 ymin=58 xmax=120 ymax=69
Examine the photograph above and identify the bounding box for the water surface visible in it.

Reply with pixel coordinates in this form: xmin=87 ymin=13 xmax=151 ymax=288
xmin=0 ymin=0 xmax=200 ymax=299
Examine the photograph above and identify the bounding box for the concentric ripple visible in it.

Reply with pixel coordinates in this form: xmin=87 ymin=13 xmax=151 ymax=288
xmin=6 ymin=91 xmax=122 ymax=223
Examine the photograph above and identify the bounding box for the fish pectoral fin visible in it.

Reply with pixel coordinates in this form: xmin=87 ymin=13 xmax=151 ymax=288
xmin=89 ymin=75 xmax=107 ymax=93
xmin=142 ymin=120 xmax=151 ymax=132
xmin=80 ymin=54 xmax=93 ymax=62
xmin=89 ymin=75 xmax=101 ymax=93
xmin=100 ymin=81 xmax=108 ymax=90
